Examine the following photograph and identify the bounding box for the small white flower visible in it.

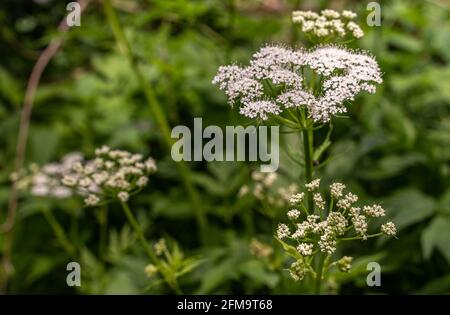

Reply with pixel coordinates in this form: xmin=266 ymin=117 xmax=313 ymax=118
xmin=342 ymin=10 xmax=357 ymax=19
xmin=289 ymin=192 xmax=304 ymax=205
xmin=305 ymin=179 xmax=321 ymax=191
xmin=263 ymin=172 xmax=277 ymax=187
xmin=84 ymin=194 xmax=100 ymax=206
xmin=117 ymin=191 xmax=129 ymax=203
xmin=287 ymin=209 xmax=301 ymax=220
xmin=136 ymin=176 xmax=149 ymax=187
xmin=238 ymin=185 xmax=249 ymax=197
xmin=62 ymin=175 xmax=77 ymax=187
xmin=78 ymin=177 xmax=92 ymax=187
xmin=145 ymin=158 xmax=157 ymax=172
xmin=297 ymin=243 xmax=314 ymax=256
xmin=330 ymin=182 xmax=346 ymax=199
xmin=276 ymin=223 xmax=290 ymax=239
xmin=363 ymin=204 xmax=386 ymax=217
xmin=381 ymin=222 xmax=397 ymax=236
xmin=313 ymin=193 xmax=325 ymax=210
xmin=337 ymin=256 xmax=353 ymax=272
xmin=352 ymin=214 xmax=368 ymax=239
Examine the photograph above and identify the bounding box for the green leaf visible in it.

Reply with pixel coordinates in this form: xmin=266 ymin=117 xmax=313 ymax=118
xmin=275 ymin=237 xmax=301 ymax=260
xmin=421 ymin=216 xmax=450 ymax=262
xmin=383 ymin=188 xmax=436 ymax=230
xmin=313 ymin=124 xmax=333 ymax=162
xmin=239 ymin=260 xmax=279 ymax=288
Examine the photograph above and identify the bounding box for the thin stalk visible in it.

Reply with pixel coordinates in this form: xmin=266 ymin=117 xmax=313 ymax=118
xmin=302 ymin=127 xmax=314 ymax=214
xmin=98 ymin=205 xmax=108 ymax=259
xmin=103 ymin=0 xmax=207 ymax=242
xmin=339 ymin=233 xmax=382 ymax=241
xmin=120 ymin=202 xmax=181 ymax=294
xmin=40 ymin=208 xmax=76 ymax=256
xmin=314 ymin=253 xmax=326 ymax=294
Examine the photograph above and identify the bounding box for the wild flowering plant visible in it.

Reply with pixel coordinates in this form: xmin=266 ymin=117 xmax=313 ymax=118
xmin=213 ymin=8 xmax=395 ymax=294
xmin=277 ymin=179 xmax=396 ymax=287
xmin=12 ymin=146 xmax=196 ymax=293
xmin=60 ymin=145 xmax=157 ymax=207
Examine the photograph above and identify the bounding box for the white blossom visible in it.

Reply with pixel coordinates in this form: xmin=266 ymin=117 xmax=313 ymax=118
xmin=305 ymin=178 xmax=321 ymax=191
xmin=292 ymin=9 xmax=363 ymax=39
xmin=363 ymin=204 xmax=386 ymax=217
xmin=289 ymin=192 xmax=305 ymax=205
xmin=330 ymin=182 xmax=346 ymax=199
xmin=136 ymin=176 xmax=149 ymax=187
xmin=297 ymin=243 xmax=314 ymax=256
xmin=84 ymin=194 xmax=99 ymax=206
xmin=337 ymin=256 xmax=353 ymax=272
xmin=381 ymin=222 xmax=397 ymax=236
xmin=277 ymin=223 xmax=290 ymax=239
xmin=117 ymin=191 xmax=129 ymax=203
xmin=313 ymin=193 xmax=325 ymax=210
xmin=213 ymin=45 xmax=382 ymax=123
xmin=287 ymin=209 xmax=301 ymax=220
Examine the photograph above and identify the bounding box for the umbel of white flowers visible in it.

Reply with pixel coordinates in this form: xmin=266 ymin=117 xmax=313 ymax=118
xmin=292 ymin=9 xmax=364 ymax=39
xmin=276 ymin=178 xmax=397 ymax=280
xmin=212 ymin=45 xmax=382 ymax=123
xmin=62 ymin=146 xmax=157 ymax=206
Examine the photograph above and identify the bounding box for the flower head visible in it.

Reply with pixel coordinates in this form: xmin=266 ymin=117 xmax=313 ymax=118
xmin=213 ymin=45 xmax=382 ymax=123
xmin=381 ymin=222 xmax=397 ymax=236
xmin=275 ymin=178 xmax=396 ymax=281
xmin=60 ymin=146 xmax=156 ymax=207
xmin=292 ymin=10 xmax=364 ymax=39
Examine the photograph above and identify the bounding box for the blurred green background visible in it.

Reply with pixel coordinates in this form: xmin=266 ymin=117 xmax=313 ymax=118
xmin=0 ymin=0 xmax=449 ymax=294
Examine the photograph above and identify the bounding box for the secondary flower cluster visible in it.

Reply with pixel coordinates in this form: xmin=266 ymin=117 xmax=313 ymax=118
xmin=276 ymin=179 xmax=396 ymax=280
xmin=212 ymin=45 xmax=382 ymax=122
xmin=61 ymin=146 xmax=157 ymax=206
xmin=11 ymin=152 xmax=82 ymax=199
xmin=239 ymin=171 xmax=300 ymax=208
xmin=292 ymin=10 xmax=364 ymax=39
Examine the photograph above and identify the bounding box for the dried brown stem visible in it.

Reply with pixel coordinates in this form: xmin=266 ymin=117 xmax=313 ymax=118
xmin=0 ymin=0 xmax=90 ymax=293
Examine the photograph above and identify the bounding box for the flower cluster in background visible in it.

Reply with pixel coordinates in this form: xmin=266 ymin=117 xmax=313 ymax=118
xmin=212 ymin=45 xmax=382 ymax=122
xmin=61 ymin=146 xmax=157 ymax=206
xmin=239 ymin=171 xmax=300 ymax=208
xmin=11 ymin=152 xmax=82 ymax=199
xmin=276 ymin=178 xmax=396 ymax=281
xmin=292 ymin=9 xmax=364 ymax=39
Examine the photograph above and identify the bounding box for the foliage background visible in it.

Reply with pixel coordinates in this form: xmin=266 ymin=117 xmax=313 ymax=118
xmin=0 ymin=0 xmax=449 ymax=294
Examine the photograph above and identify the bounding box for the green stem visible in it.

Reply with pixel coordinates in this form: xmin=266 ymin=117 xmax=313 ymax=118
xmin=314 ymin=253 xmax=326 ymax=294
xmin=40 ymin=208 xmax=76 ymax=256
xmin=302 ymin=127 xmax=314 ymax=214
xmin=120 ymin=202 xmax=182 ymax=294
xmin=98 ymin=205 xmax=108 ymax=259
xmin=103 ymin=0 xmax=207 ymax=242
xmin=339 ymin=233 xmax=382 ymax=241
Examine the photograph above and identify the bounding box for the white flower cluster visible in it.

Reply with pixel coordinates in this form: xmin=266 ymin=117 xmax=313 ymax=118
xmin=292 ymin=10 xmax=364 ymax=39
xmin=289 ymin=259 xmax=309 ymax=281
xmin=336 ymin=256 xmax=353 ymax=272
xmin=276 ymin=179 xmax=397 ymax=259
xmin=212 ymin=45 xmax=382 ymax=122
xmin=11 ymin=152 xmax=83 ymax=199
xmin=239 ymin=171 xmax=300 ymax=208
xmin=250 ymin=238 xmax=273 ymax=258
xmin=61 ymin=145 xmax=157 ymax=207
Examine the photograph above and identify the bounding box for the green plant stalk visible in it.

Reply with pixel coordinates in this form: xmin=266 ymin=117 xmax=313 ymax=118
xmin=120 ymin=202 xmax=181 ymax=294
xmin=302 ymin=126 xmax=314 ymax=214
xmin=98 ymin=205 xmax=108 ymax=259
xmin=40 ymin=208 xmax=76 ymax=256
xmin=103 ymin=0 xmax=207 ymax=241
xmin=314 ymin=253 xmax=326 ymax=294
